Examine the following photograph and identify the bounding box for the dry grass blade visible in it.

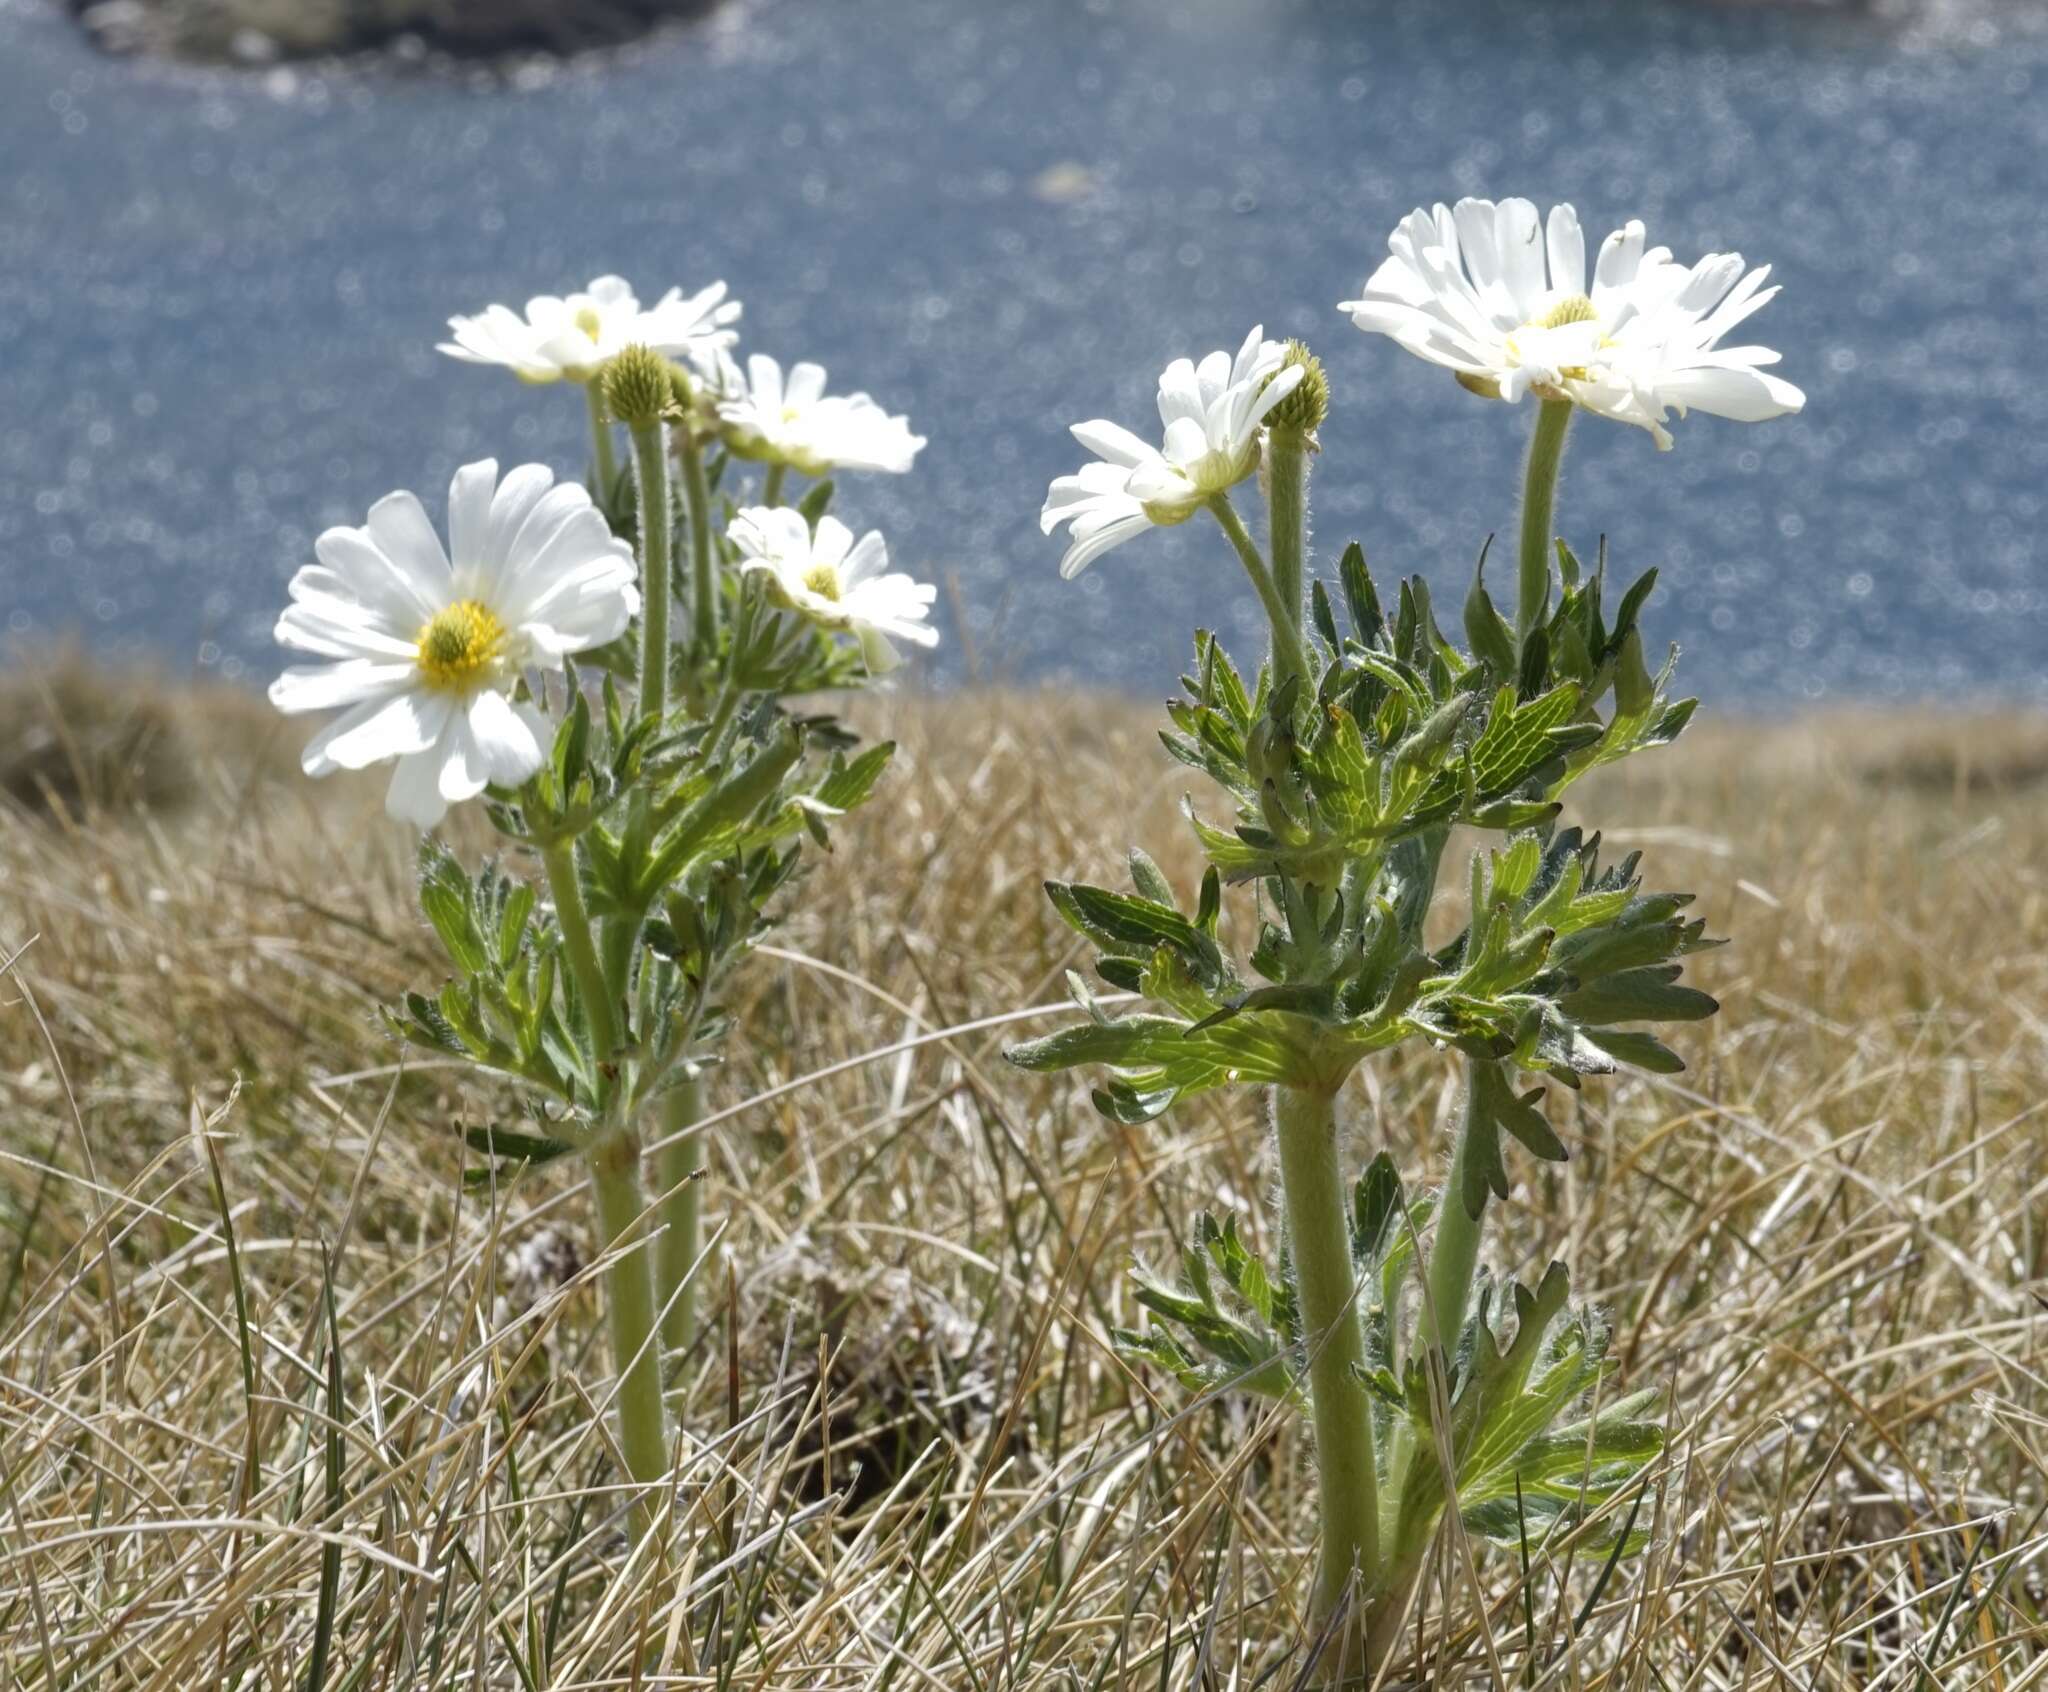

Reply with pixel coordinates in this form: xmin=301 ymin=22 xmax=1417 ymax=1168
xmin=1 ymin=676 xmax=2046 ymax=1685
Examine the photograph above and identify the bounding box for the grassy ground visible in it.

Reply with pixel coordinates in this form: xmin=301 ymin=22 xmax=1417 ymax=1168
xmin=2 ymin=668 xmax=2046 ymax=1688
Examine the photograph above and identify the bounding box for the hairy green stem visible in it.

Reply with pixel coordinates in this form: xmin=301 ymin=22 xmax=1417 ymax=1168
xmin=678 ymin=429 xmax=718 ymax=657
xmin=1267 ymin=429 xmax=1310 ymax=640
xmin=1423 ymin=1068 xmax=1491 ymax=1354
xmin=1272 ymin=1084 xmax=1381 ymax=1633
xmin=1208 ymin=494 xmax=1311 ymax=688
xmin=585 ymin=382 xmax=618 ymax=498
xmin=1517 ymin=397 xmax=1574 ymax=645
xmin=655 ymin=1071 xmax=707 ymax=1354
xmin=542 ymin=844 xmax=669 ymax=1521
xmin=588 ymin=1126 xmax=670 ymax=1520
xmin=629 ymin=419 xmax=672 ymax=724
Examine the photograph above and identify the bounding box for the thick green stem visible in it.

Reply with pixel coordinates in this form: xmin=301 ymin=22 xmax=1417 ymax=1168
xmin=629 ymin=419 xmax=672 ymax=724
xmin=678 ymin=429 xmax=718 ymax=657
xmin=542 ymin=845 xmax=669 ymax=1520
xmin=585 ymin=382 xmax=618 ymax=498
xmin=1516 ymin=398 xmax=1574 ymax=646
xmin=1423 ymin=1070 xmax=1491 ymax=1353
xmin=1266 ymin=429 xmax=1310 ymax=642
xmin=1208 ymin=495 xmax=1311 ymax=689
xmin=1272 ymin=1084 xmax=1381 ymax=1632
xmin=762 ymin=462 xmax=788 ymax=508
xmin=655 ymin=1071 xmax=707 ymax=1354
xmin=588 ymin=1126 xmax=671 ymax=1517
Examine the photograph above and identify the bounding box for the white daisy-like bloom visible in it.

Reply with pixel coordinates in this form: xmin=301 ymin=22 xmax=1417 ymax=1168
xmin=1039 ymin=325 xmax=1304 ymax=578
xmin=438 ymin=275 xmax=740 ymax=385
xmin=1338 ymin=198 xmax=1801 ymax=449
xmin=727 ymin=506 xmax=938 ymax=674
xmin=270 ymin=460 xmax=639 ymax=827
xmin=717 ymin=355 xmax=926 ymax=475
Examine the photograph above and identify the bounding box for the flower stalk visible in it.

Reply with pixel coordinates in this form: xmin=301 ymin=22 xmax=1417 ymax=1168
xmin=1208 ymin=494 xmax=1310 ymax=687
xmin=1517 ymin=397 xmax=1573 ymax=645
xmin=541 ymin=841 xmax=670 ymax=1518
xmin=627 ymin=418 xmax=672 ymax=723
xmin=1266 ymin=427 xmax=1311 ymax=643
xmin=679 ymin=425 xmax=719 ymax=658
xmin=1272 ymin=1084 xmax=1380 ymax=1633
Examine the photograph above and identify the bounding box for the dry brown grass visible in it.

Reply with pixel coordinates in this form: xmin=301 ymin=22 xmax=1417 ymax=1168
xmin=2 ymin=674 xmax=2047 ymax=1688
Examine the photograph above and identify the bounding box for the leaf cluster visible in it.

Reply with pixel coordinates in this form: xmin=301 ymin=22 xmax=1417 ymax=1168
xmin=1007 ymin=545 xmax=1721 ymax=1204
xmin=390 ymin=671 xmax=894 ymax=1131
xmin=1119 ymin=1156 xmax=1660 ymax=1569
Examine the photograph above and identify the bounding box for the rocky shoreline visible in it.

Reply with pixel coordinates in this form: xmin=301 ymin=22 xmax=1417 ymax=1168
xmin=64 ymin=0 xmax=717 ymax=64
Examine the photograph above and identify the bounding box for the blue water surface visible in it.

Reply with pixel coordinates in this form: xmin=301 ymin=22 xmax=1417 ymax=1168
xmin=1 ymin=0 xmax=2044 ymax=702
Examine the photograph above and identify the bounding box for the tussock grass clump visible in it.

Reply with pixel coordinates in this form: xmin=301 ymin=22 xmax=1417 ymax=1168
xmin=1 ymin=683 xmax=2045 ymax=1685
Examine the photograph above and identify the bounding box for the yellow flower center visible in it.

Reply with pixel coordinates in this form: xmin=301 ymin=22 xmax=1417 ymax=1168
xmin=416 ymin=599 xmax=506 ymax=691
xmin=1502 ymin=295 xmax=1607 ymax=389
xmin=801 ymin=563 xmax=843 ymax=603
xmin=1535 ymin=292 xmax=1599 ymax=329
xmin=574 ymin=306 xmax=604 ymax=340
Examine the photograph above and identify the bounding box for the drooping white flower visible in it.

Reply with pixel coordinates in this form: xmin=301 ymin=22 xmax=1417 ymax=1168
xmin=270 ymin=460 xmax=639 ymax=826
xmin=439 ymin=275 xmax=740 ymax=385
xmin=717 ymin=355 xmax=926 ymax=475
xmin=727 ymin=506 xmax=937 ymax=674
xmin=1040 ymin=326 xmax=1303 ymax=578
xmin=1338 ymin=198 xmax=1801 ymax=449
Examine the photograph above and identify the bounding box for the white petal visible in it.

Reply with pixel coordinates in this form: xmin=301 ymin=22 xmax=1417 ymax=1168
xmin=856 ymin=624 xmax=902 ymax=675
xmin=275 ymin=601 xmax=420 ymax=662
xmin=1068 ymin=419 xmax=1158 ymax=469
xmin=1059 ymin=511 xmax=1153 ymax=578
xmin=445 ymin=459 xmax=499 ymax=579
xmin=841 ymin=529 xmax=889 ymax=586
xmin=311 ymin=688 xmax=452 ymax=772
xmin=364 ymin=491 xmax=454 ymax=604
xmin=812 ymin=515 xmax=856 ymax=568
xmin=311 ymin=527 xmax=439 ymax=629
xmin=1494 ymin=197 xmax=1547 ymax=318
xmin=1655 ymin=364 xmax=1805 ymax=422
xmin=464 ymin=689 xmax=548 ymax=786
xmin=783 ymin=362 xmax=830 ymax=410
xmin=385 ymin=743 xmax=451 ymax=828
xmin=1545 ymin=203 xmax=1586 ymax=298
xmin=269 ymin=660 xmax=413 ymax=715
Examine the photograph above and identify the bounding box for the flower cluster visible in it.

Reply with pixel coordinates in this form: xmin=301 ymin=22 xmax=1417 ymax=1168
xmin=275 ymin=273 xmax=937 ymax=826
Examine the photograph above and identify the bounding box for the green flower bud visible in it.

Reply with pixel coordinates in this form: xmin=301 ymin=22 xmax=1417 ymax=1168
xmin=1267 ymin=341 xmax=1328 ymax=434
xmin=603 ymin=343 xmax=671 ymax=429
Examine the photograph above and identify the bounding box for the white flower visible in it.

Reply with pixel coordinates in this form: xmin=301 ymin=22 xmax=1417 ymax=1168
xmin=728 ymin=506 xmax=938 ymax=674
xmin=270 ymin=460 xmax=639 ymax=826
xmin=439 ymin=275 xmax=740 ymax=385
xmin=1040 ymin=325 xmax=1303 ymax=578
xmin=1339 ymin=198 xmax=1801 ymax=449
xmin=717 ymin=355 xmax=926 ymax=475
